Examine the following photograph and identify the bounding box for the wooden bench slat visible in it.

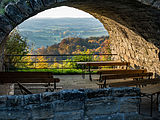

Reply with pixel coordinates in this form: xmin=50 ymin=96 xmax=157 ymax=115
xmin=0 ymin=72 xmax=53 ymax=74
xmin=97 ymin=69 xmax=147 ymax=74
xmin=0 ymin=75 xmax=53 ymax=78
xmin=0 ymin=78 xmax=60 ymax=83
xmin=0 ymin=72 xmax=60 ymax=83
xmin=97 ymin=78 xmax=160 ymax=87
xmin=0 ymin=72 xmax=53 ymax=78
xmin=87 ymin=62 xmax=130 ymax=66
xmin=77 ymin=61 xmax=130 ymax=66
xmin=15 ymin=86 xmax=63 ymax=89
xmin=102 ymin=72 xmax=153 ymax=80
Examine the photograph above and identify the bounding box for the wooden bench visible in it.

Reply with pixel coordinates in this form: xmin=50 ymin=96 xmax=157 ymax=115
xmin=95 ymin=69 xmax=159 ymax=117
xmin=98 ymin=78 xmax=160 ymax=87
xmin=97 ymin=69 xmax=147 ymax=74
xmin=97 ymin=77 xmax=160 ymax=117
xmin=97 ymin=69 xmax=147 ymax=81
xmin=0 ymin=72 xmax=60 ymax=94
xmin=80 ymin=61 xmax=130 ymax=67
xmin=97 ymin=72 xmax=153 ymax=88
xmin=77 ymin=61 xmax=130 ymax=81
xmin=140 ymin=84 xmax=160 ymax=117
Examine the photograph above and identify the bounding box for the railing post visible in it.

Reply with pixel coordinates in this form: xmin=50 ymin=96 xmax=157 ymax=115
xmin=35 ymin=56 xmax=37 ymax=69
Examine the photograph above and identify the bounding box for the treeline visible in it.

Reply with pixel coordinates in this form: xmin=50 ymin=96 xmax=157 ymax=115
xmin=4 ymin=29 xmax=111 ymax=72
xmin=36 ymin=36 xmax=110 ymax=55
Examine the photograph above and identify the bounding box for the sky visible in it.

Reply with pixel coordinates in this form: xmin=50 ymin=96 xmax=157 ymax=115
xmin=33 ymin=6 xmax=93 ymax=18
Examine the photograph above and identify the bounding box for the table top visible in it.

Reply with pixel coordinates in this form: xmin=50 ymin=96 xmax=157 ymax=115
xmin=76 ymin=61 xmax=130 ymax=66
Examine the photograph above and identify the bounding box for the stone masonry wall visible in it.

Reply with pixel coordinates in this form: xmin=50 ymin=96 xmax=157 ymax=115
xmin=138 ymin=0 xmax=160 ymax=10
xmin=0 ymin=88 xmax=142 ymax=120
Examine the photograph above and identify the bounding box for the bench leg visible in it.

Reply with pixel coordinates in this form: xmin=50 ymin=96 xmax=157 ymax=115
xmin=103 ymin=77 xmax=107 ymax=88
xmin=138 ymin=96 xmax=141 ymax=114
xmin=89 ymin=65 xmax=92 ymax=81
xmin=54 ymin=81 xmax=56 ymax=89
xmin=17 ymin=82 xmax=32 ymax=95
xmin=157 ymin=93 xmax=159 ymax=111
xmin=99 ymin=73 xmax=102 ymax=82
xmin=150 ymin=94 xmax=153 ymax=117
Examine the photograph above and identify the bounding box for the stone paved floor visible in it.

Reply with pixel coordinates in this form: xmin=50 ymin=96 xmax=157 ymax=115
xmin=54 ymin=74 xmax=99 ymax=90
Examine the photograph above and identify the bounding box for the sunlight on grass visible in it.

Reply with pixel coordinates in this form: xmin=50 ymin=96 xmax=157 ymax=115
xmin=16 ymin=68 xmax=97 ymax=75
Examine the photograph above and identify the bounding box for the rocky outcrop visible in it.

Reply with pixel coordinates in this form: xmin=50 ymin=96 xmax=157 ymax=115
xmin=0 ymin=0 xmax=160 ymax=45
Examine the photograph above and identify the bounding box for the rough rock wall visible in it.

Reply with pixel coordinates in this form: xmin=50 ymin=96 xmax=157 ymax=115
xmin=101 ymin=17 xmax=160 ymax=75
xmin=0 ymin=88 xmax=142 ymax=120
xmin=138 ymin=0 xmax=160 ymax=9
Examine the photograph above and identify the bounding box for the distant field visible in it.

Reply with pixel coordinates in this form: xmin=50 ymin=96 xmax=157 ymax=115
xmin=17 ymin=18 xmax=108 ymax=49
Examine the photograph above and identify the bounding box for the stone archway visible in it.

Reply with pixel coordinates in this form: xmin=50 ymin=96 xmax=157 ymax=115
xmin=0 ymin=0 xmax=160 ymax=74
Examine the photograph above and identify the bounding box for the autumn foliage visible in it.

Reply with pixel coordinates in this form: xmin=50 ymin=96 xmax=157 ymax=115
xmin=5 ymin=31 xmax=110 ymax=71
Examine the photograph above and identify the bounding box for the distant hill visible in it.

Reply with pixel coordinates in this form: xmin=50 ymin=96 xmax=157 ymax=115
xmin=36 ymin=36 xmax=110 ymax=56
xmin=17 ymin=18 xmax=108 ymax=49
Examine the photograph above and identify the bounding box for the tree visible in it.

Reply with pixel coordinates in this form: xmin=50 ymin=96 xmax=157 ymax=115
xmin=69 ymin=49 xmax=96 ymax=69
xmin=4 ymin=29 xmax=29 ymax=69
xmin=33 ymin=55 xmax=49 ymax=69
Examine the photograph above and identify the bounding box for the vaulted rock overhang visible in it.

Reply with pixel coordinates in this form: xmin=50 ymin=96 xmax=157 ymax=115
xmin=0 ymin=0 xmax=160 ymax=75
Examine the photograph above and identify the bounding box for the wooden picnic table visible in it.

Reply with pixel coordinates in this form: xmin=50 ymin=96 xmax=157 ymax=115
xmin=76 ymin=61 xmax=130 ymax=81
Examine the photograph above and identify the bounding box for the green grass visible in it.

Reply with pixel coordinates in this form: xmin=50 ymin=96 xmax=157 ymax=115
xmin=14 ymin=68 xmax=97 ymax=75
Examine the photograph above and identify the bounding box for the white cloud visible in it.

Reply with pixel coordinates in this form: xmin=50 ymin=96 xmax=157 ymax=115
xmin=33 ymin=6 xmax=93 ymax=18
